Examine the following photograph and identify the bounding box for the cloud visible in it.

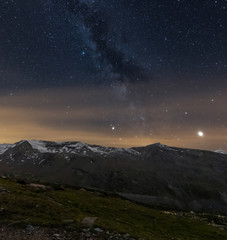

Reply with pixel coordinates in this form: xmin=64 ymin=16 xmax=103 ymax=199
xmin=0 ymin=86 xmax=227 ymax=150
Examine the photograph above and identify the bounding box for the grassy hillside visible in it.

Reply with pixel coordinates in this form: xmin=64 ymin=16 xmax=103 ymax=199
xmin=0 ymin=177 xmax=226 ymax=240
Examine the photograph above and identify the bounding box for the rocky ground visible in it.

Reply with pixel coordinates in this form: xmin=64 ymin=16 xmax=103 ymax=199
xmin=0 ymin=225 xmax=137 ymax=240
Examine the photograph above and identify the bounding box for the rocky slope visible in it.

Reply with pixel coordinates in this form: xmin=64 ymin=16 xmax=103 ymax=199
xmin=0 ymin=226 xmax=135 ymax=240
xmin=0 ymin=140 xmax=227 ymax=213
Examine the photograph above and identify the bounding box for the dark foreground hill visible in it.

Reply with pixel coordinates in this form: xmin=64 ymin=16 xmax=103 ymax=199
xmin=0 ymin=140 xmax=227 ymax=214
xmin=0 ymin=177 xmax=227 ymax=240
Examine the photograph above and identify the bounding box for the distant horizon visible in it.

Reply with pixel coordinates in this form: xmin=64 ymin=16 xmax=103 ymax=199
xmin=0 ymin=138 xmax=226 ymax=153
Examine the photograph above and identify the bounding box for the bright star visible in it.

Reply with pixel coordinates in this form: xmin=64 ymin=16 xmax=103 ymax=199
xmin=198 ymin=131 xmax=204 ymax=137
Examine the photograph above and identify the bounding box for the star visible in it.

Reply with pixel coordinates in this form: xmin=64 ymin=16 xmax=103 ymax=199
xmin=198 ymin=131 xmax=204 ymax=137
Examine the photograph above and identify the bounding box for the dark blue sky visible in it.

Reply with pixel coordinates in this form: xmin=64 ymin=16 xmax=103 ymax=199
xmin=1 ymin=0 xmax=226 ymax=89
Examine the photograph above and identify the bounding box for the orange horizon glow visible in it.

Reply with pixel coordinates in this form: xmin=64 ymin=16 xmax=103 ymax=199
xmin=0 ymin=86 xmax=226 ymax=151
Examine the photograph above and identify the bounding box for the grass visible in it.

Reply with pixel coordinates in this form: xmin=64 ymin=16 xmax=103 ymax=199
xmin=0 ymin=177 xmax=226 ymax=239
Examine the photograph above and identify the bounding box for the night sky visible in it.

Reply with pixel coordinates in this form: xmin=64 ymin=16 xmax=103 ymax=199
xmin=0 ymin=0 xmax=227 ymax=151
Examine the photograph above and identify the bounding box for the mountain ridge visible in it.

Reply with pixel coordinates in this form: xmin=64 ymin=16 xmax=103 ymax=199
xmin=1 ymin=139 xmax=225 ymax=155
xmin=0 ymin=140 xmax=227 ymax=214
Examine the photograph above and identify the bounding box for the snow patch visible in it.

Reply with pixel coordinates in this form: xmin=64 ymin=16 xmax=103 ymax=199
xmin=38 ymin=159 xmax=46 ymax=165
xmin=27 ymin=140 xmax=49 ymax=153
xmin=0 ymin=144 xmax=15 ymax=154
xmin=68 ymin=142 xmax=87 ymax=149
xmin=214 ymin=150 xmax=227 ymax=155
xmin=156 ymin=143 xmax=178 ymax=151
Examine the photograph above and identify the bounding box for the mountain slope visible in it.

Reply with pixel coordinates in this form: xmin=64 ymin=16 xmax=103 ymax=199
xmin=0 ymin=177 xmax=227 ymax=240
xmin=0 ymin=140 xmax=227 ymax=214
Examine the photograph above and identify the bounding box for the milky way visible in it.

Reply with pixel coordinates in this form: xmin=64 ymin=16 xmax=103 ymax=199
xmin=0 ymin=0 xmax=226 ymax=151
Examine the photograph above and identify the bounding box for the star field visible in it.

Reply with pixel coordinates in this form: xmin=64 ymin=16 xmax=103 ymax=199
xmin=0 ymin=0 xmax=226 ymax=151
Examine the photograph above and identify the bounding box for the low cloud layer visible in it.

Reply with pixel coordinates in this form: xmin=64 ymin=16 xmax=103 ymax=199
xmin=0 ymin=85 xmax=226 ymax=151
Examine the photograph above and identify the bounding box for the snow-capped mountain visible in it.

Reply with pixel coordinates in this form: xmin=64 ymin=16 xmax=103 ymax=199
xmin=214 ymin=150 xmax=227 ymax=155
xmin=0 ymin=140 xmax=140 ymax=164
xmin=0 ymin=140 xmax=227 ymax=214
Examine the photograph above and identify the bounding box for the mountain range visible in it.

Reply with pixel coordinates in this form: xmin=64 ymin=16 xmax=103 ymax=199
xmin=0 ymin=140 xmax=227 ymax=214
